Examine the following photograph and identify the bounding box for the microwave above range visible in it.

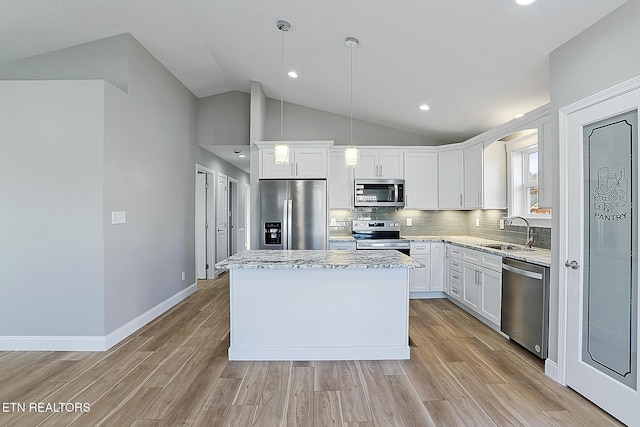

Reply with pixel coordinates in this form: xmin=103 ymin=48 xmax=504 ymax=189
xmin=354 ymin=179 xmax=405 ymax=208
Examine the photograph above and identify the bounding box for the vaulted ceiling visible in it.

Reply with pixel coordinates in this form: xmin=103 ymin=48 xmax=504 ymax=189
xmin=0 ymin=0 xmax=627 ymax=144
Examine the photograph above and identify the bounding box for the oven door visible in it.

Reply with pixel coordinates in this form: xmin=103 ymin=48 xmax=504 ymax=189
xmin=355 ymin=239 xmax=410 ymax=255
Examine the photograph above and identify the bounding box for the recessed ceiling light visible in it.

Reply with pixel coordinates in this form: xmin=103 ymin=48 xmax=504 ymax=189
xmin=514 ymin=113 xmax=524 ymax=118
xmin=515 ymin=0 xmax=536 ymax=5
xmin=288 ymin=71 xmax=298 ymax=78
xmin=419 ymin=104 xmax=430 ymax=111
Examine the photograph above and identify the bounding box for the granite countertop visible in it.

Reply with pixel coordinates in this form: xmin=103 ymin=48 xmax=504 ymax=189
xmin=401 ymin=235 xmax=551 ymax=267
xmin=215 ymin=249 xmax=423 ymax=270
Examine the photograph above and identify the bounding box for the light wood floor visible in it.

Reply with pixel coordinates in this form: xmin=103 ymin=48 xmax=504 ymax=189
xmin=0 ymin=275 xmax=623 ymax=426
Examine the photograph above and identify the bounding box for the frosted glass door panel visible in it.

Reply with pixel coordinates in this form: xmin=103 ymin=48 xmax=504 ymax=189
xmin=583 ymin=110 xmax=638 ymax=389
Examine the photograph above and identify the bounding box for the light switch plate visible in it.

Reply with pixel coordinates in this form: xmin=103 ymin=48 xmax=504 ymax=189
xmin=475 ymin=218 xmax=480 ymax=227
xmin=406 ymin=218 xmax=412 ymax=227
xmin=499 ymin=219 xmax=505 ymax=230
xmin=112 ymin=211 xmax=126 ymax=225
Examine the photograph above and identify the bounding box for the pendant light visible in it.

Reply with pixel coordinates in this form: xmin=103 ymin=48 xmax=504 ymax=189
xmin=274 ymin=20 xmax=291 ymax=164
xmin=345 ymin=36 xmax=359 ymax=167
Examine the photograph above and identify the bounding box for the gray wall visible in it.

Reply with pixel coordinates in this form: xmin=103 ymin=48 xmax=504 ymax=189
xmin=0 ymin=80 xmax=106 ymax=336
xmin=0 ymin=34 xmax=129 ymax=93
xmin=548 ymin=0 xmax=640 ymax=363
xmin=265 ymin=98 xmax=441 ymax=146
xmin=0 ymin=33 xmax=249 ymax=342
xmin=102 ymin=36 xmax=201 ymax=334
xmin=198 ymin=91 xmax=250 ymax=146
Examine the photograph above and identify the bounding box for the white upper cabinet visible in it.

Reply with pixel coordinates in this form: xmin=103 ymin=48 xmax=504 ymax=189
xmin=464 ymin=144 xmax=483 ymax=208
xmin=481 ymin=140 xmax=507 ymax=209
xmin=404 ymin=151 xmax=438 ymax=209
xmin=438 ymin=149 xmax=464 ymax=209
xmin=354 ymin=149 xmax=404 ymax=179
xmin=328 ymin=149 xmax=354 ymax=209
xmin=459 ymin=141 xmax=507 ymax=210
xmin=257 ymin=141 xmax=333 ymax=179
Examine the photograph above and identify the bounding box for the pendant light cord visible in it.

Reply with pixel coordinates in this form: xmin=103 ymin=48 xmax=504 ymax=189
xmin=350 ymin=42 xmax=353 ymax=145
xmin=280 ymin=28 xmax=285 ymax=142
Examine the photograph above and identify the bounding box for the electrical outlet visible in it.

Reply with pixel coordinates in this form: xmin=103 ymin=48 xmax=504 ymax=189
xmin=499 ymin=219 xmax=505 ymax=230
xmin=406 ymin=218 xmax=412 ymax=227
xmin=475 ymin=218 xmax=480 ymax=227
xmin=181 ymin=271 xmax=186 ymax=281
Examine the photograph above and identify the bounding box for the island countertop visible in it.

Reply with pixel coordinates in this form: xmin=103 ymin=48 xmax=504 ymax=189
xmin=215 ymin=249 xmax=424 ymax=270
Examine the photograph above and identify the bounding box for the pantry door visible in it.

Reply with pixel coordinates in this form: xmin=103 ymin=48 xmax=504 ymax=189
xmin=561 ymin=82 xmax=640 ymax=426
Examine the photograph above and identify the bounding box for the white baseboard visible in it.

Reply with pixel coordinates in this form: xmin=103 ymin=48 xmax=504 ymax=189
xmin=545 ymin=358 xmax=560 ymax=383
xmin=104 ymin=282 xmax=198 ymax=350
xmin=0 ymin=282 xmax=198 ymax=352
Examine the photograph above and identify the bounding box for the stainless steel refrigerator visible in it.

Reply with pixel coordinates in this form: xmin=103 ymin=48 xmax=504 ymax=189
xmin=259 ymin=180 xmax=327 ymax=250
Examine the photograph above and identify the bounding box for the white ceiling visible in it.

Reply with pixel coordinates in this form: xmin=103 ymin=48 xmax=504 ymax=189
xmin=0 ymin=0 xmax=626 ymax=152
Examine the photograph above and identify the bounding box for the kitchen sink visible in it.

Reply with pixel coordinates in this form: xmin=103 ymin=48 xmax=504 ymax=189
xmin=481 ymin=243 xmax=534 ymax=252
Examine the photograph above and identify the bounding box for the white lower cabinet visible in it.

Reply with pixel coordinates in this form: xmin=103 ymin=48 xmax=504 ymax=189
xmin=447 ymin=244 xmax=502 ymax=328
xmin=409 ymin=242 xmax=430 ymax=293
xmin=462 ymin=262 xmax=481 ymax=311
xmin=430 ymin=243 xmax=445 ymax=292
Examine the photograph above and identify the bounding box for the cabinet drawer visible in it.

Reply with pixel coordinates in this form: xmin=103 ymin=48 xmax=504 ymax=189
xmin=463 ymin=248 xmax=502 ymax=272
xmin=329 ymin=242 xmax=356 ymax=250
xmin=410 ymin=242 xmax=430 ymax=255
xmin=449 ymin=258 xmax=462 ymax=272
xmin=448 ymin=245 xmax=462 ymax=259
xmin=449 ymin=282 xmax=462 ymax=299
xmin=449 ymin=269 xmax=462 ymax=284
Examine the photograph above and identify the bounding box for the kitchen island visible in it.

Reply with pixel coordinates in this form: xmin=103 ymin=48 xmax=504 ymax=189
xmin=215 ymin=250 xmax=422 ymax=361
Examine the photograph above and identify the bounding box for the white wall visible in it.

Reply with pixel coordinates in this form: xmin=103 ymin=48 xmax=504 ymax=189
xmin=548 ymin=0 xmax=640 ymax=363
xmin=0 ymin=80 xmax=106 ymax=337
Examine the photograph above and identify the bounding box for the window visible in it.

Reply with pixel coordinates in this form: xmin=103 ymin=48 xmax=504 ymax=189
xmin=522 ymin=147 xmax=551 ymax=215
xmin=506 ymin=131 xmax=551 ymax=226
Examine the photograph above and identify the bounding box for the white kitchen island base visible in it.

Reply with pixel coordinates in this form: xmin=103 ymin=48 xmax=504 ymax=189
xmin=228 ymin=267 xmax=410 ymax=361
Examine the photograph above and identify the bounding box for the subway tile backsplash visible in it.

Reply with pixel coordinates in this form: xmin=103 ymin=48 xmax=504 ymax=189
xmin=329 ymin=208 xmax=551 ymax=249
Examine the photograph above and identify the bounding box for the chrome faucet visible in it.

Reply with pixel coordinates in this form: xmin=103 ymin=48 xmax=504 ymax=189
xmin=506 ymin=216 xmax=534 ymax=248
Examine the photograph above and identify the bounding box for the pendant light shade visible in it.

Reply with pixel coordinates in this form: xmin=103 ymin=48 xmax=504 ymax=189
xmin=345 ymin=36 xmax=359 ymax=167
xmin=274 ymin=143 xmax=290 ymax=164
xmin=274 ymin=19 xmax=291 ymax=165
xmin=344 ymin=146 xmax=359 ymax=166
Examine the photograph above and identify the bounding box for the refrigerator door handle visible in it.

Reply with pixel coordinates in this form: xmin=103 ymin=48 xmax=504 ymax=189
xmin=283 ymin=200 xmax=288 ymax=250
xmin=287 ymin=199 xmax=293 ymax=248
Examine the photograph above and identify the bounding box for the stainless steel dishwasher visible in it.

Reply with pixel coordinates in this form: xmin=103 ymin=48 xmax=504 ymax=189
xmin=501 ymin=258 xmax=550 ymax=358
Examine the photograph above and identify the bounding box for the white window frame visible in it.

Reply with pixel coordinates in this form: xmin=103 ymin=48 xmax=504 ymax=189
xmin=506 ymin=132 xmax=551 ymax=228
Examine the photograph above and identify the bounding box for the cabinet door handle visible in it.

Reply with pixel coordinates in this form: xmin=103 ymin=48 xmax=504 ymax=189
xmin=380 ymin=164 xmax=383 ymax=176
xmin=460 ymin=194 xmax=463 ymax=206
xmin=478 ymin=192 xmax=481 ymax=206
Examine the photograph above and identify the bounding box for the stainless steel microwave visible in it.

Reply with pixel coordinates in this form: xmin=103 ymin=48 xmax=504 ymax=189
xmin=354 ymin=179 xmax=405 ymax=207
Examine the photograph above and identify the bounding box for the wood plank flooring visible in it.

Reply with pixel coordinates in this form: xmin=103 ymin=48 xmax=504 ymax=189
xmin=0 ymin=275 xmax=623 ymax=426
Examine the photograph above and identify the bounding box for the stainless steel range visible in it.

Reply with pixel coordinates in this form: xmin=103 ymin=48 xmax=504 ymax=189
xmin=352 ymin=220 xmax=410 ymax=255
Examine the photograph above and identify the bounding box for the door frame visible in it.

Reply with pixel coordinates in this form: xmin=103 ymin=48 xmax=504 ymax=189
xmin=228 ymin=177 xmax=239 ymax=256
xmin=195 ymin=165 xmax=215 ymax=280
xmin=558 ymin=74 xmax=640 ymax=386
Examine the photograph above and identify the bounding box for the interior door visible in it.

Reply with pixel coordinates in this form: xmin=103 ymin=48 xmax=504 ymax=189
xmin=564 ymin=88 xmax=639 ymax=426
xmin=215 ymin=172 xmax=228 ymax=267
xmin=196 ymin=172 xmax=208 ymax=279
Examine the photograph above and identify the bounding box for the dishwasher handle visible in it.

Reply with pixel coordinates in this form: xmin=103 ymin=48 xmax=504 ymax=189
xmin=502 ymin=263 xmax=543 ymax=280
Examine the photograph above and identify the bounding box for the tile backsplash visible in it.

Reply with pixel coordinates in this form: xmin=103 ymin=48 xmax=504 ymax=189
xmin=329 ymin=208 xmax=551 ymax=249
